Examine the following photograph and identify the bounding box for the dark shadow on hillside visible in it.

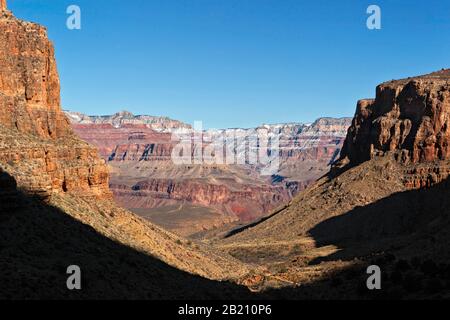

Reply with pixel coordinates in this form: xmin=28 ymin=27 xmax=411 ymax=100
xmin=262 ymin=254 xmax=450 ymax=300
xmin=308 ymin=177 xmax=450 ymax=265
xmin=258 ymin=177 xmax=450 ymax=300
xmin=223 ymin=205 xmax=289 ymax=239
xmin=0 ymin=170 xmax=253 ymax=300
xmin=3 ymin=166 xmax=449 ymax=300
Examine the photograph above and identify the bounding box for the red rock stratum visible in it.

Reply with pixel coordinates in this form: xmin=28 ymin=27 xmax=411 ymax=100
xmin=338 ymin=69 xmax=450 ymax=168
xmin=0 ymin=10 xmax=110 ymax=198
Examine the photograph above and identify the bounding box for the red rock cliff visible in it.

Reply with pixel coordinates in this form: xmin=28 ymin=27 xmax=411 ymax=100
xmin=0 ymin=12 xmax=111 ymax=198
xmin=0 ymin=10 xmax=71 ymax=139
xmin=338 ymin=69 xmax=450 ymax=167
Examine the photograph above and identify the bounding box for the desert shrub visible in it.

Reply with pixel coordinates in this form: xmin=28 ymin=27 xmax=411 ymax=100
xmin=290 ymin=244 xmax=302 ymax=254
xmin=275 ymin=266 xmax=289 ymax=274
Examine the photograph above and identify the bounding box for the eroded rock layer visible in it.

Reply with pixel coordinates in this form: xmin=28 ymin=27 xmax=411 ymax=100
xmin=0 ymin=12 xmax=110 ymax=198
xmin=339 ymin=69 xmax=450 ymax=168
xmin=0 ymin=11 xmax=71 ymax=139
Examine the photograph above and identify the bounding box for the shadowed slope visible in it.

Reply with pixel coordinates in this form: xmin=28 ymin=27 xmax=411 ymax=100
xmin=0 ymin=169 xmax=253 ymax=299
xmin=308 ymin=173 xmax=450 ymax=264
xmin=216 ymin=166 xmax=450 ymax=299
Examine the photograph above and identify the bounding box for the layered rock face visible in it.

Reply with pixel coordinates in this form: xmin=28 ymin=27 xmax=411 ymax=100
xmin=275 ymin=118 xmax=351 ymax=182
xmin=113 ymin=177 xmax=291 ymax=221
xmin=335 ymin=70 xmax=450 ymax=188
xmin=0 ymin=12 xmax=110 ymax=198
xmin=339 ymin=69 xmax=450 ymax=168
xmin=66 ymin=121 xmax=174 ymax=160
xmin=0 ymin=11 xmax=71 ymax=139
xmin=66 ymin=110 xmax=192 ymax=133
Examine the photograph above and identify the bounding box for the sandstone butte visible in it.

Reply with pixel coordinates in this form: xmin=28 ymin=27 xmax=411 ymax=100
xmin=336 ymin=69 xmax=450 ymax=188
xmin=218 ymin=69 xmax=450 ymax=298
xmin=0 ymin=4 xmax=255 ymax=299
xmin=223 ymin=69 xmax=450 ymax=244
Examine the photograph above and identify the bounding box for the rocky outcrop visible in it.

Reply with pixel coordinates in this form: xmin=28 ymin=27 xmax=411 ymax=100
xmin=338 ymin=69 xmax=450 ymax=169
xmin=0 ymin=12 xmax=110 ymax=198
xmin=0 ymin=130 xmax=111 ymax=198
xmin=0 ymin=11 xmax=71 ymax=139
xmin=219 ymin=71 xmax=450 ymax=299
xmin=260 ymin=119 xmax=351 ymax=166
xmin=1 ymin=0 xmax=7 ymax=12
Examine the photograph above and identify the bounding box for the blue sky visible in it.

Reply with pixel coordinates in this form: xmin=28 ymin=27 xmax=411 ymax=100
xmin=9 ymin=0 xmax=450 ymax=128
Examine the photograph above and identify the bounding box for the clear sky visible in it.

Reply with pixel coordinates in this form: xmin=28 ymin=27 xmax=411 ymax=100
xmin=9 ymin=0 xmax=450 ymax=128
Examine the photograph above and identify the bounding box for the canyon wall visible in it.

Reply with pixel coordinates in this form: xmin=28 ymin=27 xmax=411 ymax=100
xmin=0 ymin=11 xmax=110 ymax=198
xmin=339 ymin=69 xmax=450 ymax=167
xmin=66 ymin=110 xmax=192 ymax=133
xmin=336 ymin=69 xmax=450 ymax=188
xmin=112 ymin=178 xmax=291 ymax=221
xmin=67 ymin=110 xmax=351 ymax=234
